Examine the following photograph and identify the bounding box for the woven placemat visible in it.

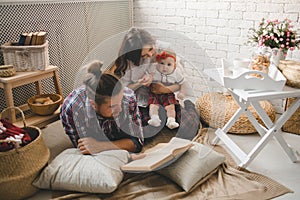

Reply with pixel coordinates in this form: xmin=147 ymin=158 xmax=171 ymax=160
xmin=195 ymin=92 xmax=276 ymax=134
xmin=282 ymin=98 xmax=300 ymax=135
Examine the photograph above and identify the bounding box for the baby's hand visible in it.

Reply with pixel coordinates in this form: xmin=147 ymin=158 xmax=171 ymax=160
xmin=138 ymin=74 xmax=153 ymax=87
xmin=138 ymin=74 xmax=150 ymax=83
xmin=177 ymin=92 xmax=185 ymax=100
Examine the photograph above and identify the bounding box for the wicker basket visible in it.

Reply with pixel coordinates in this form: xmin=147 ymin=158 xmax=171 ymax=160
xmin=195 ymin=92 xmax=276 ymax=134
xmin=1 ymin=40 xmax=49 ymax=71
xmin=0 ymin=107 xmax=50 ymax=200
xmin=0 ymin=65 xmax=16 ymax=77
xmin=282 ymin=98 xmax=300 ymax=135
xmin=27 ymin=93 xmax=62 ymax=116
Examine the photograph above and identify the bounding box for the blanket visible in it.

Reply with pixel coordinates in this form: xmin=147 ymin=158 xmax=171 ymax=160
xmin=46 ymin=128 xmax=292 ymax=200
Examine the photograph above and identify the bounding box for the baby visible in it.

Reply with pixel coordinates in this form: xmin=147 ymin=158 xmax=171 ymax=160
xmin=148 ymin=49 xmax=186 ymax=129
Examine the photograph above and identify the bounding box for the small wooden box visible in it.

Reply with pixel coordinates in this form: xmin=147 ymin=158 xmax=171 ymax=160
xmin=282 ymin=98 xmax=300 ymax=135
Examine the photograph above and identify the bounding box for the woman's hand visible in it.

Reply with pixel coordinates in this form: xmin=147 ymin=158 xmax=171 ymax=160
xmin=151 ymin=82 xmax=174 ymax=94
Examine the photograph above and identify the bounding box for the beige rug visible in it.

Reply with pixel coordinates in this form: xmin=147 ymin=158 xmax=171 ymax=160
xmin=47 ymin=128 xmax=292 ymax=200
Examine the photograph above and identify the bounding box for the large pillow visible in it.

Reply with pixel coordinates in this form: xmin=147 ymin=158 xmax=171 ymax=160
xmin=157 ymin=142 xmax=225 ymax=192
xmin=33 ymin=148 xmax=130 ymax=193
xmin=41 ymin=120 xmax=73 ymax=161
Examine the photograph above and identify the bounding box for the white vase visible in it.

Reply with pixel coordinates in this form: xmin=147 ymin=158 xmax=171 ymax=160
xmin=270 ymin=48 xmax=284 ymax=67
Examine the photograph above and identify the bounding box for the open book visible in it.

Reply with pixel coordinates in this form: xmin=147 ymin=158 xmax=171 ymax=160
xmin=121 ymin=137 xmax=193 ymax=173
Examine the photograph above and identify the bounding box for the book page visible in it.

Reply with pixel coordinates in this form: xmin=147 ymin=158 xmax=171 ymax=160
xmin=121 ymin=137 xmax=193 ymax=172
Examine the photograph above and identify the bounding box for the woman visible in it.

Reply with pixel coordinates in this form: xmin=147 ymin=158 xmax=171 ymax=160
xmin=111 ymin=28 xmax=200 ymax=140
xmin=60 ymin=60 xmax=144 ymax=155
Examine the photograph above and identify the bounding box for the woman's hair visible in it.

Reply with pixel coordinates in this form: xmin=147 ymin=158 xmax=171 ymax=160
xmin=84 ymin=60 xmax=122 ymax=105
xmin=114 ymin=28 xmax=155 ymax=77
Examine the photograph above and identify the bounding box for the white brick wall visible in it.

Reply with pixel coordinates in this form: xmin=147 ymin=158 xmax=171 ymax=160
xmin=133 ymin=0 xmax=300 ymax=112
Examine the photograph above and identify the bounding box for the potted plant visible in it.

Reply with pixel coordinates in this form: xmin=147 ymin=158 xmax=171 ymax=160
xmin=247 ymin=18 xmax=300 ymax=66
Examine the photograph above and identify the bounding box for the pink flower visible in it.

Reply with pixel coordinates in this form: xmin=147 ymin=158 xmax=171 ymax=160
xmin=290 ymin=47 xmax=295 ymax=51
xmin=281 ymin=44 xmax=285 ymax=48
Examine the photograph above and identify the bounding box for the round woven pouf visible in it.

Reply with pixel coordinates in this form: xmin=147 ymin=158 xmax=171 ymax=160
xmin=195 ymin=92 xmax=276 ymax=134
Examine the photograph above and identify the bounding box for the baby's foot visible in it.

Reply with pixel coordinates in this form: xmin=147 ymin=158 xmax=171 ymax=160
xmin=166 ymin=121 xmax=179 ymax=129
xmin=166 ymin=117 xmax=179 ymax=129
xmin=148 ymin=118 xmax=161 ymax=127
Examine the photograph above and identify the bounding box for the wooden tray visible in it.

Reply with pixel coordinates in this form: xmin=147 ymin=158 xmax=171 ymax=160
xmin=221 ymin=59 xmax=286 ymax=91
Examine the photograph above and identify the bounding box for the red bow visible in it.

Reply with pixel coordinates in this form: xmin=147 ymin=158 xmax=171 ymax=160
xmin=156 ymin=51 xmax=176 ymax=62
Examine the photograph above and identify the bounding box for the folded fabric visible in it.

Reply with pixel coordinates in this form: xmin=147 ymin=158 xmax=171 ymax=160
xmin=0 ymin=119 xmax=32 ymax=151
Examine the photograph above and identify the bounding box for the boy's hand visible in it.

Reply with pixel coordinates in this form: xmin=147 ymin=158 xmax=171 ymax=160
xmin=130 ymin=153 xmax=146 ymax=161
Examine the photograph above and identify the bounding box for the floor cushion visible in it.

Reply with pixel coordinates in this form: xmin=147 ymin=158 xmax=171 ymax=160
xmin=195 ymin=92 xmax=276 ymax=134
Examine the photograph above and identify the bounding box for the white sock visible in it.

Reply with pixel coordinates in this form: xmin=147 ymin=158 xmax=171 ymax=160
xmin=148 ymin=114 xmax=161 ymax=127
xmin=166 ymin=117 xmax=179 ymax=129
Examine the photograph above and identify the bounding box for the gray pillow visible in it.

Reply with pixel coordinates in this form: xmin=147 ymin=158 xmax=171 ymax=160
xmin=33 ymin=148 xmax=130 ymax=193
xmin=41 ymin=120 xmax=73 ymax=161
xmin=157 ymin=142 xmax=225 ymax=192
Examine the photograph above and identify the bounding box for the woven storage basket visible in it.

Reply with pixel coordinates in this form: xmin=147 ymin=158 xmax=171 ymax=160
xmin=282 ymin=98 xmax=300 ymax=135
xmin=0 ymin=65 xmax=16 ymax=77
xmin=195 ymin=92 xmax=276 ymax=134
xmin=0 ymin=107 xmax=50 ymax=200
xmin=27 ymin=93 xmax=62 ymax=115
xmin=1 ymin=40 xmax=49 ymax=71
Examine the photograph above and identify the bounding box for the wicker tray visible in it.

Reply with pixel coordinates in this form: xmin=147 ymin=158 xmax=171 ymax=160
xmin=195 ymin=92 xmax=276 ymax=134
xmin=282 ymin=98 xmax=300 ymax=135
xmin=0 ymin=65 xmax=16 ymax=77
xmin=0 ymin=107 xmax=50 ymax=200
xmin=1 ymin=40 xmax=49 ymax=71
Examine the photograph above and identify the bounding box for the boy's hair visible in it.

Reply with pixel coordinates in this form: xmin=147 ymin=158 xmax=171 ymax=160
xmin=84 ymin=60 xmax=122 ymax=105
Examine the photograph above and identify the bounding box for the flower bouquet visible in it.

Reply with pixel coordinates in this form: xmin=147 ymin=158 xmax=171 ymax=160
xmin=247 ymin=18 xmax=300 ymax=55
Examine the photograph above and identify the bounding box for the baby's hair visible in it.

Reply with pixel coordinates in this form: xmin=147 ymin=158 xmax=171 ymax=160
xmin=84 ymin=60 xmax=122 ymax=105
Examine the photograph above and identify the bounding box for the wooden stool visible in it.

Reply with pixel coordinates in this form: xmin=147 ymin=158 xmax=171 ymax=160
xmin=0 ymin=65 xmax=62 ymax=126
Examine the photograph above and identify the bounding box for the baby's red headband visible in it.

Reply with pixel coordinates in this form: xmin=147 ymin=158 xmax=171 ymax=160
xmin=156 ymin=51 xmax=176 ymax=62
